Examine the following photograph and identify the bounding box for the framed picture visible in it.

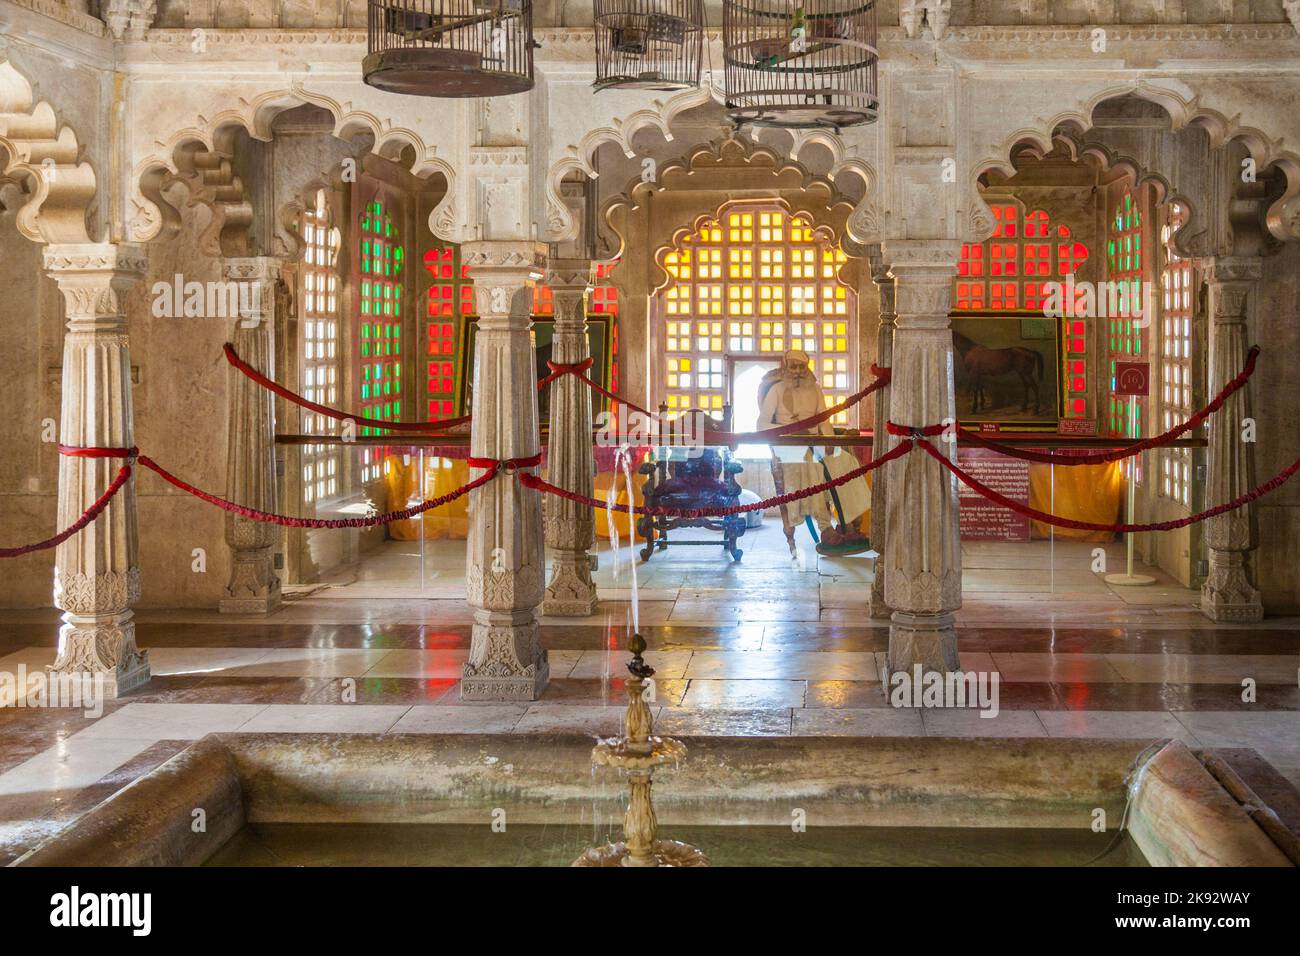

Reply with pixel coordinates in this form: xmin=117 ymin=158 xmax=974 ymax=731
xmin=950 ymin=312 xmax=1062 ymax=431
xmin=457 ymin=314 xmax=615 ymax=421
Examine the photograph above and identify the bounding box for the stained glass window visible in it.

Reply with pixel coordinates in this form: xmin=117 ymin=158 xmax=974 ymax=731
xmin=659 ymin=204 xmax=856 ymax=425
xmin=954 ymin=202 xmax=1091 ymax=419
xmin=300 ymin=188 xmax=341 ymax=504
xmin=423 ymin=244 xmax=473 ymax=421
xmin=1160 ymin=203 xmax=1195 ymax=507
xmin=358 ymin=197 xmax=404 ymax=483
xmin=1106 ymin=189 xmax=1144 ymax=440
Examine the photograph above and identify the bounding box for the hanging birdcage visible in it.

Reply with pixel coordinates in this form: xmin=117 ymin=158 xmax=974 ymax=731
xmin=364 ymin=0 xmax=536 ymax=97
xmin=723 ymin=0 xmax=878 ymax=129
xmin=592 ymin=0 xmax=705 ymax=92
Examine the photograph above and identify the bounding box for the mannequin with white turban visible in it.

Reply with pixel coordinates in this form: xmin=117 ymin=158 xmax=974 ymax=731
xmin=757 ymin=349 xmax=870 ymax=551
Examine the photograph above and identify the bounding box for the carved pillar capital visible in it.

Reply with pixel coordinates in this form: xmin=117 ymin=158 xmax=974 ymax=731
xmin=464 ymin=240 xmax=547 ymax=330
xmin=45 ymin=242 xmax=151 ymax=696
xmin=43 ymin=243 xmax=148 ymax=330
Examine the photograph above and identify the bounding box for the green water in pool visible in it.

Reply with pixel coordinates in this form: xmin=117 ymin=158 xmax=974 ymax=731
xmin=205 ymin=823 xmax=1147 ymax=866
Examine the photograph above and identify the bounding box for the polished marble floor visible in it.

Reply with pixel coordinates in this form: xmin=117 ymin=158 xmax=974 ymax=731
xmin=1 ymin=531 xmax=1297 ymax=864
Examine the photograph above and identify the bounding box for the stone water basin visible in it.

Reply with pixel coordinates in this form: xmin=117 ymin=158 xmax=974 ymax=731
xmin=13 ymin=734 xmax=1296 ymax=867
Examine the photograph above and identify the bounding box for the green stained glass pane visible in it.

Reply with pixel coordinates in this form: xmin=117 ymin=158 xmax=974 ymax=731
xmin=1125 ymin=194 xmax=1132 ymax=209
xmin=361 ymin=384 xmax=369 ymax=399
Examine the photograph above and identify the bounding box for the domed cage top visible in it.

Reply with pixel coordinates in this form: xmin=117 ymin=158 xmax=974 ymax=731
xmin=593 ymin=0 xmax=705 ymax=92
xmin=723 ymin=0 xmax=879 ymax=129
xmin=364 ymin=0 xmax=536 ymax=97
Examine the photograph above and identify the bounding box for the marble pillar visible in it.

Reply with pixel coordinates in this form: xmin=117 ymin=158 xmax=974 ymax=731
xmin=461 ymin=241 xmax=550 ymax=701
xmin=881 ymin=240 xmax=964 ymax=675
xmin=542 ymin=259 xmax=598 ymax=617
xmin=44 ymin=243 xmax=151 ymax=698
xmin=220 ymin=257 xmax=282 ymax=614
xmin=1201 ymin=256 xmax=1264 ymax=622
xmin=868 ymin=248 xmax=897 ymax=620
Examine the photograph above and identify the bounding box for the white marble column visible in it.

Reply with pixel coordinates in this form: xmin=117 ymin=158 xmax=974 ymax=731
xmin=220 ymin=257 xmax=283 ymax=614
xmin=868 ymin=247 xmax=897 ymax=620
xmin=44 ymin=243 xmax=150 ymax=698
xmin=1201 ymin=256 xmax=1264 ymax=622
xmin=461 ymin=241 xmax=550 ymax=701
xmin=881 ymin=240 xmax=964 ymax=675
xmin=542 ymin=259 xmax=598 ymax=617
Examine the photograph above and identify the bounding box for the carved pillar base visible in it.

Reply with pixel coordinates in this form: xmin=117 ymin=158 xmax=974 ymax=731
xmin=544 ymin=553 xmax=598 ymax=617
xmin=49 ymin=613 xmax=151 ymax=699
xmin=1201 ymin=551 xmax=1263 ymax=623
xmin=221 ymin=546 xmax=283 ymax=614
xmin=461 ymin=613 xmax=551 ymax=701
xmin=886 ymin=610 xmax=959 ymax=678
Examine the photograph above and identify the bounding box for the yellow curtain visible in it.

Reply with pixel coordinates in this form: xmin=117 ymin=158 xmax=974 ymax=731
xmin=1027 ymin=461 xmax=1123 ymax=542
xmin=386 ymin=454 xmax=471 ymax=541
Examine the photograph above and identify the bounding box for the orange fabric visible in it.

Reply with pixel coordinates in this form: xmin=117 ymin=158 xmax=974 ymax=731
xmin=386 ymin=455 xmax=471 ymax=540
xmin=1027 ymin=461 xmax=1123 ymax=541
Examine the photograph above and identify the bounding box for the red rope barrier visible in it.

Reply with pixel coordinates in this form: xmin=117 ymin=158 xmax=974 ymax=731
xmin=223 ymin=343 xmax=472 ymax=434
xmin=914 ymin=438 xmax=1300 ymax=534
xmin=0 ymin=463 xmax=133 ymax=557
xmin=135 ymin=455 xmax=501 ymax=529
xmin=519 ymin=441 xmax=910 ymax=519
xmin=885 ymin=346 xmax=1259 ymax=465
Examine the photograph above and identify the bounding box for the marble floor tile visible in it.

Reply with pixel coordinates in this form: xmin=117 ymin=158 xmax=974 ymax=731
xmin=237 ymin=704 xmax=411 ymax=734
xmin=1171 ymin=711 xmax=1300 ymax=754
xmin=792 ymin=708 xmax=924 ymax=736
xmin=654 ymin=708 xmax=792 ymax=737
xmin=225 ymin=648 xmax=391 ymax=678
xmin=390 ymin=705 xmax=527 ymax=734
xmin=680 ymin=679 xmax=807 ymax=709
xmin=1036 ymin=710 xmax=1200 ymax=744
xmin=683 ymin=650 xmax=878 ymax=681
xmin=989 ymin=652 xmax=1126 ymax=683
xmin=362 ymin=649 xmax=471 ymax=679
xmin=70 ymin=703 xmax=268 ymax=741
xmin=920 ymin=708 xmax=1047 ymax=737
xmin=805 ymin=680 xmax=889 ymax=709
xmin=0 ymin=736 xmax=155 ymax=797
xmin=1105 ymin=653 xmax=1300 ymax=685
xmin=145 ymin=646 xmax=273 ymax=676
xmin=568 ymin=649 xmax=692 ymax=680
xmin=512 ymin=704 xmax=632 ymax=735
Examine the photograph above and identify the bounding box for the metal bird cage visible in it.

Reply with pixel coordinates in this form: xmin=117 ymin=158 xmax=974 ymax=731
xmin=593 ymin=0 xmax=705 ymax=92
xmin=723 ymin=0 xmax=878 ymax=129
xmin=364 ymin=0 xmax=536 ymax=97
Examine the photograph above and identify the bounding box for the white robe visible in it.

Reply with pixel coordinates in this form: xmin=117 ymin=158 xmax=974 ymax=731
xmin=757 ymin=371 xmax=870 ymax=526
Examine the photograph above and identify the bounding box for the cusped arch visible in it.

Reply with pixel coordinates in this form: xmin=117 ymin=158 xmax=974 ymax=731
xmin=544 ymin=85 xmax=876 ymax=245
xmin=130 ymin=84 xmax=456 ymax=251
xmin=604 ymin=136 xmax=864 ymax=294
xmin=0 ymin=59 xmax=98 ymax=244
xmin=972 ymin=81 xmax=1300 ymax=244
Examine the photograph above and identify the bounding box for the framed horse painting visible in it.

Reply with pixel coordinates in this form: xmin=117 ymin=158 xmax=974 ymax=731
xmin=949 ymin=312 xmax=1063 ymax=432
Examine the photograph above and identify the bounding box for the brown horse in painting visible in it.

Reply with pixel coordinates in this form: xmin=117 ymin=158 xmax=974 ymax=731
xmin=952 ymin=331 xmax=1044 ymax=415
